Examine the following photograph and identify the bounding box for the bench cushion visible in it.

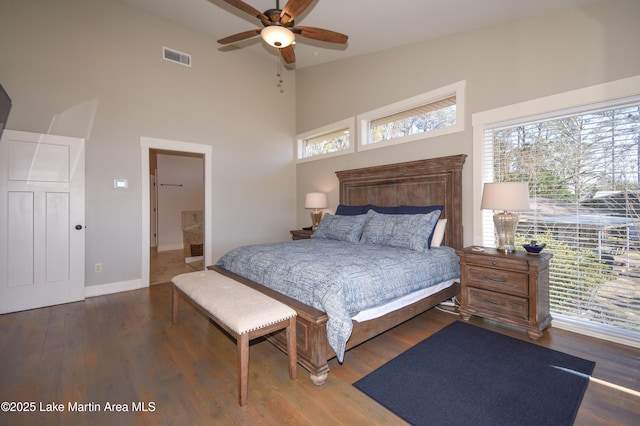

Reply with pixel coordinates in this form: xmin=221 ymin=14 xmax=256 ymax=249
xmin=172 ymin=270 xmax=296 ymax=335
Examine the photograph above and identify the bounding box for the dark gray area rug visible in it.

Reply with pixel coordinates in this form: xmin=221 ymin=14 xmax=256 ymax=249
xmin=353 ymin=321 xmax=595 ymax=426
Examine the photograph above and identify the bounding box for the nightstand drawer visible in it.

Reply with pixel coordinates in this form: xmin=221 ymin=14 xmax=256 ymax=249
xmin=463 ymin=253 xmax=529 ymax=272
xmin=467 ymin=266 xmax=528 ymax=297
xmin=467 ymin=287 xmax=529 ymax=321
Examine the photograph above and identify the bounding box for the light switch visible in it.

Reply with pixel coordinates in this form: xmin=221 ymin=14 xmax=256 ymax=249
xmin=114 ymin=179 xmax=128 ymax=189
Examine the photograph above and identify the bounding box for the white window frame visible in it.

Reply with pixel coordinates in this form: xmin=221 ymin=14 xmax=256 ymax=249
xmin=472 ymin=75 xmax=640 ymax=348
xmin=295 ymin=117 xmax=355 ymax=163
xmin=357 ymin=80 xmax=466 ymax=152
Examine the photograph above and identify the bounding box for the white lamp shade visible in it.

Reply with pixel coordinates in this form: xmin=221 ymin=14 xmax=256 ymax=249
xmin=261 ymin=26 xmax=295 ymax=48
xmin=305 ymin=192 xmax=328 ymax=209
xmin=481 ymin=182 xmax=530 ymax=211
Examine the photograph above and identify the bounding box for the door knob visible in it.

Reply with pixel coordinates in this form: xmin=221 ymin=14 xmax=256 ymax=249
xmin=75 ymin=225 xmax=84 ymax=230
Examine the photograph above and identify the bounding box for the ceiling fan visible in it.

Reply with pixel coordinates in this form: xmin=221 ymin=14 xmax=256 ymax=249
xmin=216 ymin=0 xmax=348 ymax=64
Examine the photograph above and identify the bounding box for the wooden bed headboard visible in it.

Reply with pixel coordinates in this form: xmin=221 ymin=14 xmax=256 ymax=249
xmin=335 ymin=154 xmax=467 ymax=249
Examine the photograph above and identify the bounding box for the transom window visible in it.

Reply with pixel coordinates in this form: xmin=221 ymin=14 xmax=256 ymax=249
xmin=296 ymin=118 xmax=355 ymax=162
xmin=368 ymin=95 xmax=456 ymax=144
xmin=358 ymin=81 xmax=465 ymax=151
xmin=303 ymin=129 xmax=350 ymax=157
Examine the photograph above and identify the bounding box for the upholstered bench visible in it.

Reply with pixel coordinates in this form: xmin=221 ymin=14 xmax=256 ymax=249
xmin=171 ymin=270 xmax=297 ymax=406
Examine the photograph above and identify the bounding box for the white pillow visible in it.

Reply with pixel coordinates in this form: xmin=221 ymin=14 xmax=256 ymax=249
xmin=431 ymin=219 xmax=447 ymax=247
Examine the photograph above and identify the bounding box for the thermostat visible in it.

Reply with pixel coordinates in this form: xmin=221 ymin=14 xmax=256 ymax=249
xmin=114 ymin=179 xmax=128 ymax=189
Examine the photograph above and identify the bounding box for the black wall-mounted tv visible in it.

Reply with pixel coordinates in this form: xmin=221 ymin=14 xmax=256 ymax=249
xmin=0 ymin=84 xmax=12 ymax=139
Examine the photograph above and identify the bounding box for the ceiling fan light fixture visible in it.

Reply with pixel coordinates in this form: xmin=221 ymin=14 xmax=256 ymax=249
xmin=261 ymin=25 xmax=295 ymax=48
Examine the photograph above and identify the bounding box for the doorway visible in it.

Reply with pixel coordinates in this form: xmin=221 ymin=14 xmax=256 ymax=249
xmin=149 ymin=149 xmax=205 ymax=284
xmin=140 ymin=137 xmax=212 ymax=287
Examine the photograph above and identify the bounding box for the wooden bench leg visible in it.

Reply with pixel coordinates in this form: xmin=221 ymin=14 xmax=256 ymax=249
xmin=237 ymin=333 xmax=249 ymax=406
xmin=172 ymin=277 xmax=297 ymax=406
xmin=287 ymin=317 xmax=297 ymax=380
xmin=172 ymin=285 xmax=180 ymax=324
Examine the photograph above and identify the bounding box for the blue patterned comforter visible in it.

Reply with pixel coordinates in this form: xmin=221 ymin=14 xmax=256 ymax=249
xmin=216 ymin=239 xmax=460 ymax=362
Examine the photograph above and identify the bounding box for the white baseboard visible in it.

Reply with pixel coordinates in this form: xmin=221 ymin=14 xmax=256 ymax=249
xmin=157 ymin=243 xmax=183 ymax=252
xmin=185 ymin=255 xmax=203 ymax=264
xmin=552 ymin=316 xmax=640 ymax=349
xmin=85 ymin=279 xmax=145 ymax=298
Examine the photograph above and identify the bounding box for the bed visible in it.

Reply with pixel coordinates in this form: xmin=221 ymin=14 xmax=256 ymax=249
xmin=212 ymin=154 xmax=466 ymax=385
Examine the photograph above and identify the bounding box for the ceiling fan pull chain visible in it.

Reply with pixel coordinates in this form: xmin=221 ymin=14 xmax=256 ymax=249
xmin=276 ymin=58 xmax=284 ymax=93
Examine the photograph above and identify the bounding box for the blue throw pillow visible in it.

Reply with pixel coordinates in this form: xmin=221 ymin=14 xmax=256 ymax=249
xmin=366 ymin=204 xmax=398 ymax=214
xmin=397 ymin=205 xmax=443 ymax=215
xmin=311 ymin=213 xmax=368 ymax=243
xmin=335 ymin=204 xmax=368 ymax=216
xmin=360 ymin=210 xmax=441 ymax=251
xmin=335 ymin=204 xmax=400 ymax=215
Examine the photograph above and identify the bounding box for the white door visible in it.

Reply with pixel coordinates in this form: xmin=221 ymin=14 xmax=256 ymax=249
xmin=0 ymin=130 xmax=85 ymax=313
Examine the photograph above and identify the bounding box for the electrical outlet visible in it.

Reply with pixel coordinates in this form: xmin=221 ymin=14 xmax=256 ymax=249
xmin=95 ymin=263 xmax=102 ymax=273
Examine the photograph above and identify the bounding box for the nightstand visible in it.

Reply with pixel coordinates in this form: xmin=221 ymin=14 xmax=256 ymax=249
xmin=290 ymin=229 xmax=314 ymax=240
xmin=456 ymin=246 xmax=553 ymax=339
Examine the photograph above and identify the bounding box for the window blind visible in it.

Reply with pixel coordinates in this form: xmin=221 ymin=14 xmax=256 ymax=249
xmin=481 ymin=102 xmax=640 ymax=344
xmin=370 ymin=96 xmax=456 ymax=128
xmin=367 ymin=96 xmax=457 ymax=144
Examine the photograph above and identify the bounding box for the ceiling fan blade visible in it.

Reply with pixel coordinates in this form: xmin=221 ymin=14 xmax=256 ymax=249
xmin=217 ymin=28 xmax=261 ymax=44
xmin=219 ymin=0 xmax=268 ymax=21
xmin=294 ymin=26 xmax=348 ymax=44
xmin=280 ymin=45 xmax=296 ymax=64
xmin=280 ymin=0 xmax=314 ymax=25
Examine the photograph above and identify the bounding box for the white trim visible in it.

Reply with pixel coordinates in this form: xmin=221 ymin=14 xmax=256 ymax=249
xmin=140 ymin=137 xmax=213 ymax=287
xmin=295 ymin=117 xmax=355 ymax=163
xmin=157 ymin=243 xmax=184 ymax=252
xmin=553 ymin=316 xmax=640 ymax=349
xmin=472 ymin=75 xmax=640 ymax=245
xmin=85 ymin=279 xmax=143 ymax=298
xmin=357 ymin=80 xmax=465 ymax=152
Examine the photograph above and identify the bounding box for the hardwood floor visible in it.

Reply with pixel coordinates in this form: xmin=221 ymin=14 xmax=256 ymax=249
xmin=0 ymin=284 xmax=638 ymax=425
xmin=150 ymin=248 xmax=203 ymax=285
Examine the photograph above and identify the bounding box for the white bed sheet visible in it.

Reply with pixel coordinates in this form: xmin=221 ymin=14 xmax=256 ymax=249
xmin=351 ymin=278 xmax=457 ymax=322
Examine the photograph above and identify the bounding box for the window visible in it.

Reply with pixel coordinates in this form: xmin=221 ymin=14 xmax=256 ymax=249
xmin=473 ymin=76 xmax=640 ymax=347
xmin=358 ymin=81 xmax=465 ymax=151
xmin=296 ymin=118 xmax=355 ymax=163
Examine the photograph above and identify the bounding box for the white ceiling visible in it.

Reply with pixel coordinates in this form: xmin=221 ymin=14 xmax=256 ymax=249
xmin=114 ymin=0 xmax=608 ymax=68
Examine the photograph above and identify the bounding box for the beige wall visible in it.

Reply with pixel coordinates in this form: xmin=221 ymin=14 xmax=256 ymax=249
xmin=0 ymin=0 xmax=296 ymax=288
xmin=1 ymin=0 xmax=639 ymax=292
xmin=294 ymin=0 xmax=640 ymax=244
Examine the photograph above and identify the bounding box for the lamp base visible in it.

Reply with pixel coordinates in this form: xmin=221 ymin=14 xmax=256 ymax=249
xmin=493 ymin=211 xmax=519 ymax=253
xmin=496 ymin=246 xmax=516 ymax=254
xmin=310 ymin=210 xmax=323 ymax=230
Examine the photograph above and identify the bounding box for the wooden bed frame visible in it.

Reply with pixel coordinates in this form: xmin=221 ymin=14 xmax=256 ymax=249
xmin=212 ymin=154 xmax=467 ymax=385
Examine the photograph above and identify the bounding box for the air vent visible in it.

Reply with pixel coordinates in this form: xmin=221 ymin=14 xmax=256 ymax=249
xmin=163 ymin=47 xmax=191 ymax=67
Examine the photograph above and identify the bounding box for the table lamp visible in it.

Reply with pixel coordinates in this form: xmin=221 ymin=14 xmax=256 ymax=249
xmin=305 ymin=192 xmax=328 ymax=230
xmin=481 ymin=182 xmax=530 ymax=253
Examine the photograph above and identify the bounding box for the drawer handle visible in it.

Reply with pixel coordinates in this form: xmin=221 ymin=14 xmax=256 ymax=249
xmin=484 ymin=298 xmax=507 ymax=307
xmin=485 ymin=276 xmax=506 ymax=283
